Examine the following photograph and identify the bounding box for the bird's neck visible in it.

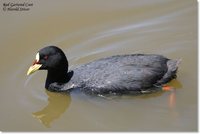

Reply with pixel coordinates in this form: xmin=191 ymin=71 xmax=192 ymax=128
xmin=45 ymin=68 xmax=68 ymax=89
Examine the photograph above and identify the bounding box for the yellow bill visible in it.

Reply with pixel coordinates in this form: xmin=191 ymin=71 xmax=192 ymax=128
xmin=27 ymin=64 xmax=42 ymax=75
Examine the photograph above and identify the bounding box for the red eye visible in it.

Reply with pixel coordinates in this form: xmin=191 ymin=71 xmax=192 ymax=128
xmin=44 ymin=55 xmax=48 ymax=60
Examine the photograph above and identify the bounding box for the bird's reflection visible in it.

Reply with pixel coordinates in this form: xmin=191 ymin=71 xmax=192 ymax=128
xmin=167 ymin=79 xmax=182 ymax=108
xmin=32 ymin=90 xmax=71 ymax=127
xmin=32 ymin=80 xmax=182 ymax=127
xmin=123 ymin=79 xmax=182 ymax=109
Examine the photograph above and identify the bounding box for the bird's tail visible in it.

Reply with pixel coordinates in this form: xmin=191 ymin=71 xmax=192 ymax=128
xmin=156 ymin=59 xmax=181 ymax=85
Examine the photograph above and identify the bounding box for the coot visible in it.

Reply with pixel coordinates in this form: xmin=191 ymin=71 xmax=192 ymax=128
xmin=27 ymin=46 xmax=180 ymax=95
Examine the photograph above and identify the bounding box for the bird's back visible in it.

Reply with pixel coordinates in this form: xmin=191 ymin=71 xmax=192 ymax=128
xmin=68 ymin=54 xmax=170 ymax=95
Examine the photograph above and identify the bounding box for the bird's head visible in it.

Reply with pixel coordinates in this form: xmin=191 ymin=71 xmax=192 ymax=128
xmin=27 ymin=46 xmax=68 ymax=75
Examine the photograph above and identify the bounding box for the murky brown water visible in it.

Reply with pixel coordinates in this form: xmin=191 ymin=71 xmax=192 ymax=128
xmin=0 ymin=0 xmax=197 ymax=132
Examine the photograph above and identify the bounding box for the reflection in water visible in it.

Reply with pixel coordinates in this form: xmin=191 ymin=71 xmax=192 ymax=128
xmin=166 ymin=79 xmax=182 ymax=109
xmin=32 ymin=90 xmax=71 ymax=127
xmin=32 ymin=80 xmax=182 ymax=128
xmin=133 ymin=79 xmax=182 ymax=110
xmin=169 ymin=90 xmax=176 ymax=109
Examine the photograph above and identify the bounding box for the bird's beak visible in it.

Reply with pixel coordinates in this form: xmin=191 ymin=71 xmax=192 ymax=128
xmin=27 ymin=52 xmax=42 ymax=75
xmin=27 ymin=64 xmax=42 ymax=75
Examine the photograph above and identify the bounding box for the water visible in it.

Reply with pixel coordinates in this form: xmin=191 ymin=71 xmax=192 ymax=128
xmin=0 ymin=0 xmax=197 ymax=132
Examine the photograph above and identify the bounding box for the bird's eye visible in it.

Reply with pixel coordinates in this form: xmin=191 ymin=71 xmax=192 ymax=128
xmin=44 ymin=55 xmax=48 ymax=60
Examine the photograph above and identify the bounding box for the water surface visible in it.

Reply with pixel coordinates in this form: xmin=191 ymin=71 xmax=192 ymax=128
xmin=0 ymin=0 xmax=197 ymax=132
